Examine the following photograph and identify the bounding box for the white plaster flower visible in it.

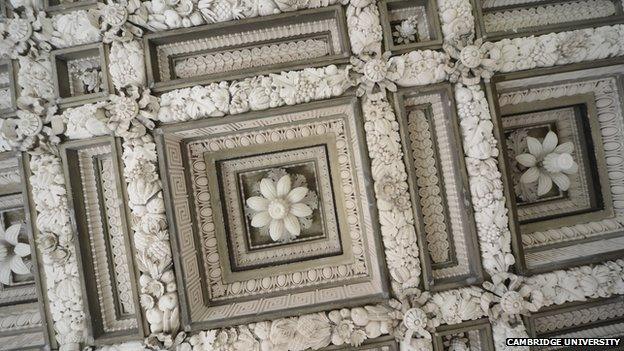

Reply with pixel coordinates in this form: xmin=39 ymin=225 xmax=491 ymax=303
xmin=349 ymin=52 xmax=401 ymax=100
xmin=0 ymin=223 xmax=31 ymax=285
xmin=92 ymin=0 xmax=148 ymax=42
xmin=444 ymin=38 xmax=500 ymax=85
xmin=515 ymin=131 xmax=578 ymax=196
xmin=105 ymin=86 xmax=159 ymax=138
xmin=246 ymin=173 xmax=314 ymax=242
xmin=392 ymin=17 xmax=418 ymax=44
xmin=0 ymin=8 xmax=52 ymax=59
xmin=402 ymin=307 xmax=431 ymax=339
xmin=482 ymin=273 xmax=543 ymax=323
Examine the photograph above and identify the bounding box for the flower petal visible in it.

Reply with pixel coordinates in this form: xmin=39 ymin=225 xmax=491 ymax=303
xmin=3 ymin=224 xmax=21 ymax=246
xmin=290 ymin=203 xmax=312 ymax=217
xmin=550 ymin=172 xmax=570 ymax=191
xmin=276 ymin=175 xmax=291 ymax=197
xmin=0 ymin=265 xmax=10 ymax=285
xmin=269 ymin=219 xmax=285 ymax=241
xmin=283 ymin=214 xmax=300 ymax=237
xmin=287 ymin=187 xmax=308 ymax=203
xmin=251 ymin=211 xmax=271 ymax=228
xmin=537 ymin=172 xmax=553 ymax=196
xmin=260 ymin=178 xmax=277 ymax=199
xmin=562 ymin=161 xmax=578 ymax=175
xmin=520 ymin=167 xmax=539 ymax=184
xmin=526 ymin=137 xmax=542 ymax=158
xmin=14 ymin=243 xmax=30 ymax=258
xmin=555 ymin=141 xmax=574 ymax=154
xmin=542 ymin=131 xmax=558 ymax=154
xmin=10 ymin=255 xmax=30 ymax=275
xmin=246 ymin=196 xmax=269 ymax=211
xmin=515 ymin=153 xmax=536 ymax=167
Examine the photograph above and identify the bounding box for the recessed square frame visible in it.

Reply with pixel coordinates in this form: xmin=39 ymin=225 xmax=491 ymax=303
xmin=378 ymin=0 xmax=443 ymax=54
xmin=143 ymin=5 xmax=351 ymax=93
xmin=202 ymin=136 xmax=349 ymax=274
xmin=499 ymin=93 xmax=612 ymax=233
xmin=432 ymin=318 xmax=495 ymax=351
xmin=472 ymin=0 xmax=624 ymax=41
xmin=50 ymin=42 xmax=112 ymax=109
xmin=392 ymin=83 xmax=484 ymax=292
xmin=485 ymin=58 xmax=624 ymax=275
xmin=59 ymin=136 xmax=146 ymax=345
xmin=155 ymin=96 xmax=389 ymax=331
xmin=0 ymin=59 xmax=18 ymax=115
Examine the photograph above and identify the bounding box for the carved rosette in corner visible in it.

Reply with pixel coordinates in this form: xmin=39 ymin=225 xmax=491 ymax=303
xmin=0 ymin=4 xmax=53 ymax=60
xmin=122 ymin=135 xmax=180 ymax=345
xmin=105 ymin=85 xmax=159 ymax=139
xmin=481 ymin=273 xmax=543 ymax=350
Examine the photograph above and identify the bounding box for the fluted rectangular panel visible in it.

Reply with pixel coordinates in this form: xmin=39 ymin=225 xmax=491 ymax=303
xmin=61 ymin=137 xmax=143 ymax=342
xmin=143 ymin=6 xmax=350 ymax=92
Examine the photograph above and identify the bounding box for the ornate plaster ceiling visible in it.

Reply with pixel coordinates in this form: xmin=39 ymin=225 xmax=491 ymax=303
xmin=0 ymin=0 xmax=623 ymax=350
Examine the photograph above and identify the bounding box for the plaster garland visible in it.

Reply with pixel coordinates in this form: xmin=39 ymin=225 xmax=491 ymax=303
xmin=29 ymin=151 xmax=86 ymax=350
xmin=454 ymin=83 xmax=515 ymax=275
xmin=122 ymin=134 xmax=180 ymax=345
xmin=346 ymin=0 xmax=383 ymax=56
xmin=108 ymin=40 xmax=147 ymax=90
xmin=156 ymin=65 xmax=350 ymax=122
xmin=360 ymin=97 xmax=422 ymax=295
xmin=495 ymin=25 xmax=624 ymax=72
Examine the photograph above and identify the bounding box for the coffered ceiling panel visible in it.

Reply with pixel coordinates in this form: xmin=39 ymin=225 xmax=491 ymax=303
xmin=156 ymin=97 xmax=388 ymax=330
xmin=490 ymin=61 xmax=624 ymax=274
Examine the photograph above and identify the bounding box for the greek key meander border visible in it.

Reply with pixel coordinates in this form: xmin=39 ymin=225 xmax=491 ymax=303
xmin=0 ymin=0 xmax=624 ymax=350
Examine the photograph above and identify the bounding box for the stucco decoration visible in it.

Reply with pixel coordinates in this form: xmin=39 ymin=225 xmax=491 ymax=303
xmin=108 ymin=40 xmax=146 ymax=90
xmin=0 ymin=5 xmax=52 ymax=60
xmin=30 ymin=152 xmax=86 ymax=349
xmin=361 ymin=97 xmax=421 ymax=294
xmin=0 ymin=222 xmax=31 ymax=285
xmin=156 ymin=65 xmax=349 ymax=122
xmin=496 ymin=25 xmax=624 ymax=72
xmin=526 ymin=260 xmax=624 ymax=307
xmin=0 ymin=97 xmax=58 ymax=151
xmin=17 ymin=56 xmax=56 ymax=101
xmin=481 ymin=273 xmax=544 ymax=324
xmin=346 ymin=0 xmax=383 ymax=56
xmin=49 ymin=10 xmax=101 ymax=48
xmin=393 ymin=17 xmax=419 ymax=44
xmin=176 ymin=304 xmax=399 ymax=351
xmin=349 ymin=52 xmax=400 ymax=99
xmin=62 ymin=102 xmax=110 ymax=140
xmin=437 ymin=0 xmax=474 ymax=43
xmin=122 ymin=135 xmax=180 ymax=341
xmin=515 ymin=131 xmax=578 ymax=196
xmin=444 ymin=38 xmax=500 ymax=85
xmin=246 ymin=170 xmax=317 ymax=243
xmin=348 ymin=51 xmax=448 ymax=99
xmin=2 ymin=0 xmax=624 ymax=348
xmin=105 ymin=85 xmax=159 ymax=139
xmin=390 ymin=51 xmax=448 ymax=87
xmin=454 ymin=84 xmax=515 ymax=275
xmin=91 ymin=0 xmax=148 ymax=43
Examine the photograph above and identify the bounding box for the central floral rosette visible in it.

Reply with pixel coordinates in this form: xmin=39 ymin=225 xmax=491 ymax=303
xmin=246 ymin=169 xmax=318 ymax=243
